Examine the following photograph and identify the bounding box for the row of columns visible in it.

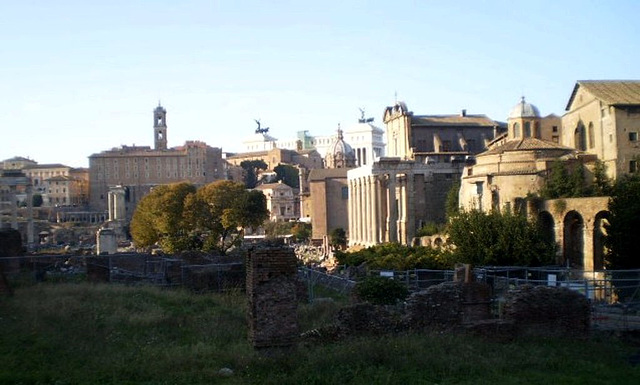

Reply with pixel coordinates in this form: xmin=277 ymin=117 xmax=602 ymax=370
xmin=107 ymin=188 xmax=126 ymax=221
xmin=348 ymin=172 xmax=416 ymax=247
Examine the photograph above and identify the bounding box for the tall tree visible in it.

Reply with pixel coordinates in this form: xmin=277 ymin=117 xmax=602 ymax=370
xmin=240 ymin=160 xmax=268 ymax=188
xmin=592 ymin=160 xmax=611 ymax=196
xmin=184 ymin=181 xmax=268 ymax=254
xmin=130 ymin=182 xmax=197 ymax=252
xmin=447 ymin=209 xmax=556 ymax=266
xmin=604 ymin=173 xmax=640 ymax=269
xmin=274 ymin=164 xmax=300 ymax=188
xmin=445 ymin=180 xmax=460 ymax=221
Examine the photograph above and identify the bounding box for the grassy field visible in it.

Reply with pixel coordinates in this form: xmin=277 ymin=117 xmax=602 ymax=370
xmin=1 ymin=283 xmax=639 ymax=384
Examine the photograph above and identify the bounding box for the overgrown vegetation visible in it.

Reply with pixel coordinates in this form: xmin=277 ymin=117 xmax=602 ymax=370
xmin=605 ymin=173 xmax=640 ymax=269
xmin=1 ymin=283 xmax=639 ymax=384
xmin=240 ymin=159 xmax=268 ymax=188
xmin=335 ymin=243 xmax=453 ymax=270
xmin=354 ymin=276 xmax=409 ymax=305
xmin=447 ymin=209 xmax=556 ymax=266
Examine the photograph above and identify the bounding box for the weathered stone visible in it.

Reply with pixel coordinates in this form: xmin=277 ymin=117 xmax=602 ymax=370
xmin=246 ymin=245 xmax=298 ymax=349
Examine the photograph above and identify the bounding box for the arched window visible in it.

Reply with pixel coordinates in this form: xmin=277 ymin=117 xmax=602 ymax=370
xmin=524 ymin=122 xmax=531 ymax=137
xmin=534 ymin=122 xmax=540 ymax=138
xmin=588 ymin=122 xmax=595 ymax=149
xmin=575 ymin=123 xmax=587 ymax=151
xmin=513 ymin=122 xmax=521 ymax=138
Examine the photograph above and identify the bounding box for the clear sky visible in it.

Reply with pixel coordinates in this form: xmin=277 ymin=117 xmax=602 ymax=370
xmin=2 ymin=0 xmax=639 ymax=168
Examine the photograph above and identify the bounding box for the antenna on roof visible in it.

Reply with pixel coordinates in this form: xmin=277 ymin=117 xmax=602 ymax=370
xmin=394 ymin=91 xmax=398 ymax=103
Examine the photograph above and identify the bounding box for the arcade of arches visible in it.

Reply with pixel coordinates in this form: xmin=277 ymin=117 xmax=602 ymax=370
xmin=536 ymin=197 xmax=610 ymax=271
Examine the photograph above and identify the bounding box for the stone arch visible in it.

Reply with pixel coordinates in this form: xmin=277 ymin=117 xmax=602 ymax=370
xmin=574 ymin=122 xmax=587 ymax=151
xmin=538 ymin=211 xmax=555 ymax=246
xmin=592 ymin=210 xmax=610 ymax=270
xmin=563 ymin=210 xmax=584 ymax=268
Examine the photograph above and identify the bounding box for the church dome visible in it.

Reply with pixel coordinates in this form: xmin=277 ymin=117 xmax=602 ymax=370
xmin=509 ymin=97 xmax=540 ymax=119
xmin=325 ymin=128 xmax=356 ymax=169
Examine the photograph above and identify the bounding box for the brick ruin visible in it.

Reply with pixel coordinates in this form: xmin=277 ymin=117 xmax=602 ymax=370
xmin=246 ymin=244 xmax=298 ymax=349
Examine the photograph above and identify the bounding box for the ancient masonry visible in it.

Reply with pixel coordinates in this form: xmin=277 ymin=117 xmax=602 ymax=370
xmin=246 ymin=245 xmax=298 ymax=349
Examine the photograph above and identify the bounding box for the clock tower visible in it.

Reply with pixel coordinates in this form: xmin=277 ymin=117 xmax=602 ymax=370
xmin=154 ymin=102 xmax=168 ymax=150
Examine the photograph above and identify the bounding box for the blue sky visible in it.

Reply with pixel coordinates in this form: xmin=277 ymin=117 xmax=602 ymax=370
xmin=2 ymin=0 xmax=639 ymax=167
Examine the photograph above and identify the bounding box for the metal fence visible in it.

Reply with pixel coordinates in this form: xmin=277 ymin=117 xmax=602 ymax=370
xmin=0 ymin=254 xmax=245 ymax=292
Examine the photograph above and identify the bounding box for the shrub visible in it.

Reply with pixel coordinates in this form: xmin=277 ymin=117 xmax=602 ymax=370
xmin=354 ymin=276 xmax=409 ymax=305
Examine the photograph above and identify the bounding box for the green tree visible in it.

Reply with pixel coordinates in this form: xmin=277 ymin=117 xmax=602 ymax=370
xmin=604 ymin=173 xmax=640 ymax=269
xmin=445 ymin=180 xmax=460 ymax=220
xmin=130 ymin=182 xmax=197 ymax=252
xmin=273 ymin=164 xmax=300 ymax=188
xmin=240 ymin=160 xmax=268 ymax=188
xmin=447 ymin=209 xmax=556 ymax=266
xmin=329 ymin=227 xmax=347 ymax=250
xmin=592 ymin=160 xmax=611 ymax=196
xmin=32 ymin=193 xmax=43 ymax=207
xmin=541 ymin=160 xmax=589 ymax=199
xmin=291 ymin=221 xmax=311 ymax=242
xmin=184 ymin=181 xmax=268 ymax=254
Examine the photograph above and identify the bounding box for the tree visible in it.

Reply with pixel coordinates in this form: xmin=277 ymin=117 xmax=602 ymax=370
xmin=130 ymin=182 xmax=197 ymax=252
xmin=184 ymin=181 xmax=268 ymax=254
xmin=274 ymin=164 xmax=300 ymax=188
xmin=592 ymin=160 xmax=611 ymax=196
xmin=447 ymin=209 xmax=556 ymax=266
xmin=541 ymin=160 xmax=589 ymax=199
xmin=329 ymin=227 xmax=347 ymax=250
xmin=32 ymin=193 xmax=43 ymax=207
xmin=240 ymin=160 xmax=268 ymax=188
xmin=445 ymin=180 xmax=460 ymax=220
xmin=604 ymin=173 xmax=640 ymax=269
xmin=291 ymin=221 xmax=311 ymax=243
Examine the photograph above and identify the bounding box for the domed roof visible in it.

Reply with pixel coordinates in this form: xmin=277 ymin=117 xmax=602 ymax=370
xmin=509 ymin=97 xmax=540 ymax=119
xmin=325 ymin=128 xmax=356 ymax=169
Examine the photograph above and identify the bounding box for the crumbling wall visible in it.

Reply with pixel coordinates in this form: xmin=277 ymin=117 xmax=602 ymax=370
xmin=246 ymin=245 xmax=298 ymax=349
xmin=403 ymin=282 xmax=491 ymax=331
xmin=503 ymin=285 xmax=590 ymax=338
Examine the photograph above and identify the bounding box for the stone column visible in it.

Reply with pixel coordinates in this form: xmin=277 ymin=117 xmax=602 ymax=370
xmin=370 ymin=175 xmax=380 ymax=244
xmin=363 ymin=176 xmax=371 ymax=245
xmin=387 ymin=173 xmax=398 ymax=243
xmin=583 ymin=219 xmax=594 ymax=271
xmin=107 ymin=191 xmax=114 ymax=221
xmin=397 ymin=175 xmax=406 ymax=244
xmin=348 ymin=179 xmax=354 ymax=247
xmin=406 ymin=172 xmax=415 ymax=244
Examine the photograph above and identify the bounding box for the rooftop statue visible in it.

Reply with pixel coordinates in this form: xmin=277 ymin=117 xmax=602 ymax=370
xmin=254 ymin=119 xmax=270 ymax=134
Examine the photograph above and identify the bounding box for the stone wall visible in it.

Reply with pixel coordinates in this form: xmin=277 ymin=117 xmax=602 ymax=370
xmin=503 ymin=285 xmax=590 ymax=338
xmin=246 ymin=245 xmax=298 ymax=349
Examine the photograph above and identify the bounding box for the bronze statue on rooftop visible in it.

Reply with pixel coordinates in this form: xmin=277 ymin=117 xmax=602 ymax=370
xmin=254 ymin=119 xmax=270 ymax=134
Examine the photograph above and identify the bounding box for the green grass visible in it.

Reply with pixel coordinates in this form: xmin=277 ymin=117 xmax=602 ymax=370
xmin=1 ymin=283 xmax=639 ymax=384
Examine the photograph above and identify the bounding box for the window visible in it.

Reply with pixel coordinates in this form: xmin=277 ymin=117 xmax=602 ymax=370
xmin=524 ymin=122 xmax=531 ymax=137
xmin=629 ymin=132 xmax=638 ymax=141
xmin=341 ymin=186 xmax=348 ymax=199
xmin=552 ymin=126 xmax=558 ymax=133
xmin=588 ymin=122 xmax=595 ymax=149
xmin=631 ymin=160 xmax=638 ymax=173
xmin=442 ymin=140 xmax=451 ymax=152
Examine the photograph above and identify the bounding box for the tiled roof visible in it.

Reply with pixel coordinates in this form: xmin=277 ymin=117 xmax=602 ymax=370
xmin=566 ymin=80 xmax=640 ymax=110
xmin=23 ymin=163 xmax=69 ymax=169
xmin=412 ymin=114 xmax=498 ymax=127
xmin=482 ymin=137 xmax=574 ymax=155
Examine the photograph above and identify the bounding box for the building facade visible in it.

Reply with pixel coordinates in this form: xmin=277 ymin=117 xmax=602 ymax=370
xmin=88 ymin=104 xmax=224 ymax=220
xmin=255 ymin=181 xmax=298 ymax=222
xmin=562 ymin=80 xmax=640 ymax=179
xmin=348 ymin=102 xmax=501 ymax=247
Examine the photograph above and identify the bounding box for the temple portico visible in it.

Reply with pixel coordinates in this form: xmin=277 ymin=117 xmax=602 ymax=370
xmin=347 ymin=158 xmax=459 ymax=248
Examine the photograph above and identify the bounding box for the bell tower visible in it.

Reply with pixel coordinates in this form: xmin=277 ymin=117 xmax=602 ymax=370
xmin=154 ymin=102 xmax=168 ymax=150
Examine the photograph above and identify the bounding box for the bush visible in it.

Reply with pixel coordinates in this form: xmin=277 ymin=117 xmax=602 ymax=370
xmin=354 ymin=276 xmax=409 ymax=305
